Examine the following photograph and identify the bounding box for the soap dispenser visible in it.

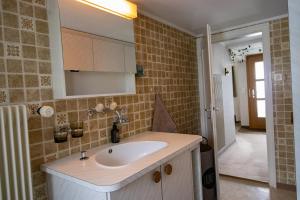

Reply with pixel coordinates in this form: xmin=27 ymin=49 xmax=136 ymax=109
xmin=111 ymin=122 xmax=120 ymax=143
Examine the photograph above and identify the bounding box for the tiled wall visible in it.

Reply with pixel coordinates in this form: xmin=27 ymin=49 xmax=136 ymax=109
xmin=270 ymin=17 xmax=295 ymax=185
xmin=0 ymin=0 xmax=200 ymax=198
xmin=0 ymin=0 xmax=295 ymax=198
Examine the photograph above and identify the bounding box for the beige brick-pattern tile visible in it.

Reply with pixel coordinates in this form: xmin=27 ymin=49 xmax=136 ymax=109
xmin=270 ymin=18 xmax=295 ymax=185
xmin=0 ymin=0 xmax=294 ymax=198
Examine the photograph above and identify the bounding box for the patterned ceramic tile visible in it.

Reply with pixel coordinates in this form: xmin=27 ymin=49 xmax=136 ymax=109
xmin=56 ymin=113 xmax=67 ymax=125
xmin=40 ymin=75 xmax=51 ymax=87
xmin=0 ymin=90 xmax=7 ymax=104
xmin=27 ymin=103 xmax=41 ymax=116
xmin=5 ymin=43 xmax=21 ymax=57
xmin=34 ymin=0 xmax=46 ymax=7
xmin=20 ymin=16 xmax=34 ymax=31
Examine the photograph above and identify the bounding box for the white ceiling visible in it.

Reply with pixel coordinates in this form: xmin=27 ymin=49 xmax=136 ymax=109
xmin=131 ymin=0 xmax=288 ymax=35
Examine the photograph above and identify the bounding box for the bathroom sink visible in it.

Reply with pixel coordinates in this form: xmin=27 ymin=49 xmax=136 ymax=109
xmin=95 ymin=141 xmax=168 ymax=168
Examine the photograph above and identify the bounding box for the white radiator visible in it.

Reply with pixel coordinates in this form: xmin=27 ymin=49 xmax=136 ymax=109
xmin=0 ymin=105 xmax=33 ymax=200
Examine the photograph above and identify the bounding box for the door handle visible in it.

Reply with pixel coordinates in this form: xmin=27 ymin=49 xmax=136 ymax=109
xmin=251 ymin=89 xmax=256 ymax=98
xmin=248 ymin=89 xmax=256 ymax=99
xmin=204 ymin=107 xmax=211 ymax=112
xmin=213 ymin=107 xmax=219 ymax=111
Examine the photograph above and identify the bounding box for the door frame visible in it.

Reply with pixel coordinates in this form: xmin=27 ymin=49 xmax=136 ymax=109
xmin=197 ymin=22 xmax=277 ymax=187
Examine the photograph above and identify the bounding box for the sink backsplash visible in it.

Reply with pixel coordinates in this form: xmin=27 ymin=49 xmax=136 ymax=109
xmin=0 ymin=1 xmax=200 ymax=198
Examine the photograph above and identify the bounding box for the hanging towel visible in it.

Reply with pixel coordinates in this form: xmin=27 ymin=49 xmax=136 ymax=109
xmin=152 ymin=94 xmax=177 ymax=133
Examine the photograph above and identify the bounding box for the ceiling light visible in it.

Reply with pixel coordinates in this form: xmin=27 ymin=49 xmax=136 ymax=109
xmin=77 ymin=0 xmax=137 ymax=20
xmin=245 ymin=32 xmax=262 ymax=38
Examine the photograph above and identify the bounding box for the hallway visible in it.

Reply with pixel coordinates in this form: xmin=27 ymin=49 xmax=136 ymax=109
xmin=218 ymin=128 xmax=268 ymax=182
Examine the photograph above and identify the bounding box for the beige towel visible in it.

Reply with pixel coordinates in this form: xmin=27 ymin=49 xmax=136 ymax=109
xmin=152 ymin=94 xmax=177 ymax=133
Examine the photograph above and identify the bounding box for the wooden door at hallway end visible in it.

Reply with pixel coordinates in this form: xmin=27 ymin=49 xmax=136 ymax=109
xmin=246 ymin=54 xmax=266 ymax=130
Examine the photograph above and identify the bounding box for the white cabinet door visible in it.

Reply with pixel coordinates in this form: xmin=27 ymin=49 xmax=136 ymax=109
xmin=93 ymin=39 xmax=125 ymax=72
xmin=124 ymin=45 xmax=136 ymax=73
xmin=162 ymin=151 xmax=194 ymax=200
xmin=61 ymin=29 xmax=94 ymax=71
xmin=109 ymin=167 xmax=162 ymax=200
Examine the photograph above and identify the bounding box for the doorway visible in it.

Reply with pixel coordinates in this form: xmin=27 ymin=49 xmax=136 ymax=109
xmin=197 ymin=23 xmax=277 ymax=198
xmin=209 ymin=36 xmax=269 ymax=183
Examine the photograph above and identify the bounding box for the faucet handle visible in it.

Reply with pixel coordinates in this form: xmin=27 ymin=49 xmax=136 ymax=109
xmin=120 ymin=116 xmax=129 ymax=123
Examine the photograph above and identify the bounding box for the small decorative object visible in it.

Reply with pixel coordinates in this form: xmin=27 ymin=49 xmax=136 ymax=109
xmin=136 ymin=64 xmax=144 ymax=77
xmin=224 ymin=68 xmax=230 ymax=76
xmin=70 ymin=121 xmax=84 ymax=138
xmin=54 ymin=127 xmax=69 ymax=143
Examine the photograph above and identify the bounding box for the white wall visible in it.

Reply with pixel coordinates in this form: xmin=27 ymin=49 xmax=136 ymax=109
xmin=288 ymin=0 xmax=300 ymax=195
xmin=235 ymin=62 xmax=250 ymax=126
xmin=212 ymin=43 xmax=236 ymax=152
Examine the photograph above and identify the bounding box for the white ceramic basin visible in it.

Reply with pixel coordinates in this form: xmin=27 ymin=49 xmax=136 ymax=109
xmin=95 ymin=141 xmax=168 ymax=168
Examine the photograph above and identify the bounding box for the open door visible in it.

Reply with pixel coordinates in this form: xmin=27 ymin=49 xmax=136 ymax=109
xmin=202 ymin=24 xmax=220 ymax=199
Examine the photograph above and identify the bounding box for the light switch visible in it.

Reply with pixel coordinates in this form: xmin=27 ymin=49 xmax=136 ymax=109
xmin=273 ymin=73 xmax=283 ymax=81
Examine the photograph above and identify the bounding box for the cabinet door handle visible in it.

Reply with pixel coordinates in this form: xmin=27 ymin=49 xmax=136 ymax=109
xmin=164 ymin=164 xmax=173 ymax=175
xmin=153 ymin=171 xmax=161 ymax=183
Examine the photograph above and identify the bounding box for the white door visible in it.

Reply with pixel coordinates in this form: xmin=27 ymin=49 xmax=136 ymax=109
xmin=204 ymin=24 xmax=220 ymax=199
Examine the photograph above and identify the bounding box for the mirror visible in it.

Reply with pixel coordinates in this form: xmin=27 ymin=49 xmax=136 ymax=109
xmin=48 ymin=0 xmax=137 ymax=99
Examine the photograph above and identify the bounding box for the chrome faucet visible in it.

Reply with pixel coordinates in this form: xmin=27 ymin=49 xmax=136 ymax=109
xmin=114 ymin=107 xmax=129 ymax=124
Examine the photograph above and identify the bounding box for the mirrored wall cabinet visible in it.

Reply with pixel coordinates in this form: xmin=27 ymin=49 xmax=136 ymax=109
xmin=48 ymin=0 xmax=136 ymax=99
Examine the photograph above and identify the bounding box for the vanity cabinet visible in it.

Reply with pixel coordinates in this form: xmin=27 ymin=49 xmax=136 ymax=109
xmin=61 ymin=28 xmax=136 ymax=73
xmin=124 ymin=45 xmax=136 ymax=73
xmin=48 ymin=0 xmax=137 ymax=98
xmin=109 ymin=151 xmax=194 ymax=200
xmin=109 ymin=167 xmax=163 ymax=200
xmin=92 ymin=38 xmax=125 ymax=72
xmin=161 ymin=151 xmax=194 ymax=200
xmin=61 ymin=28 xmax=94 ymax=71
